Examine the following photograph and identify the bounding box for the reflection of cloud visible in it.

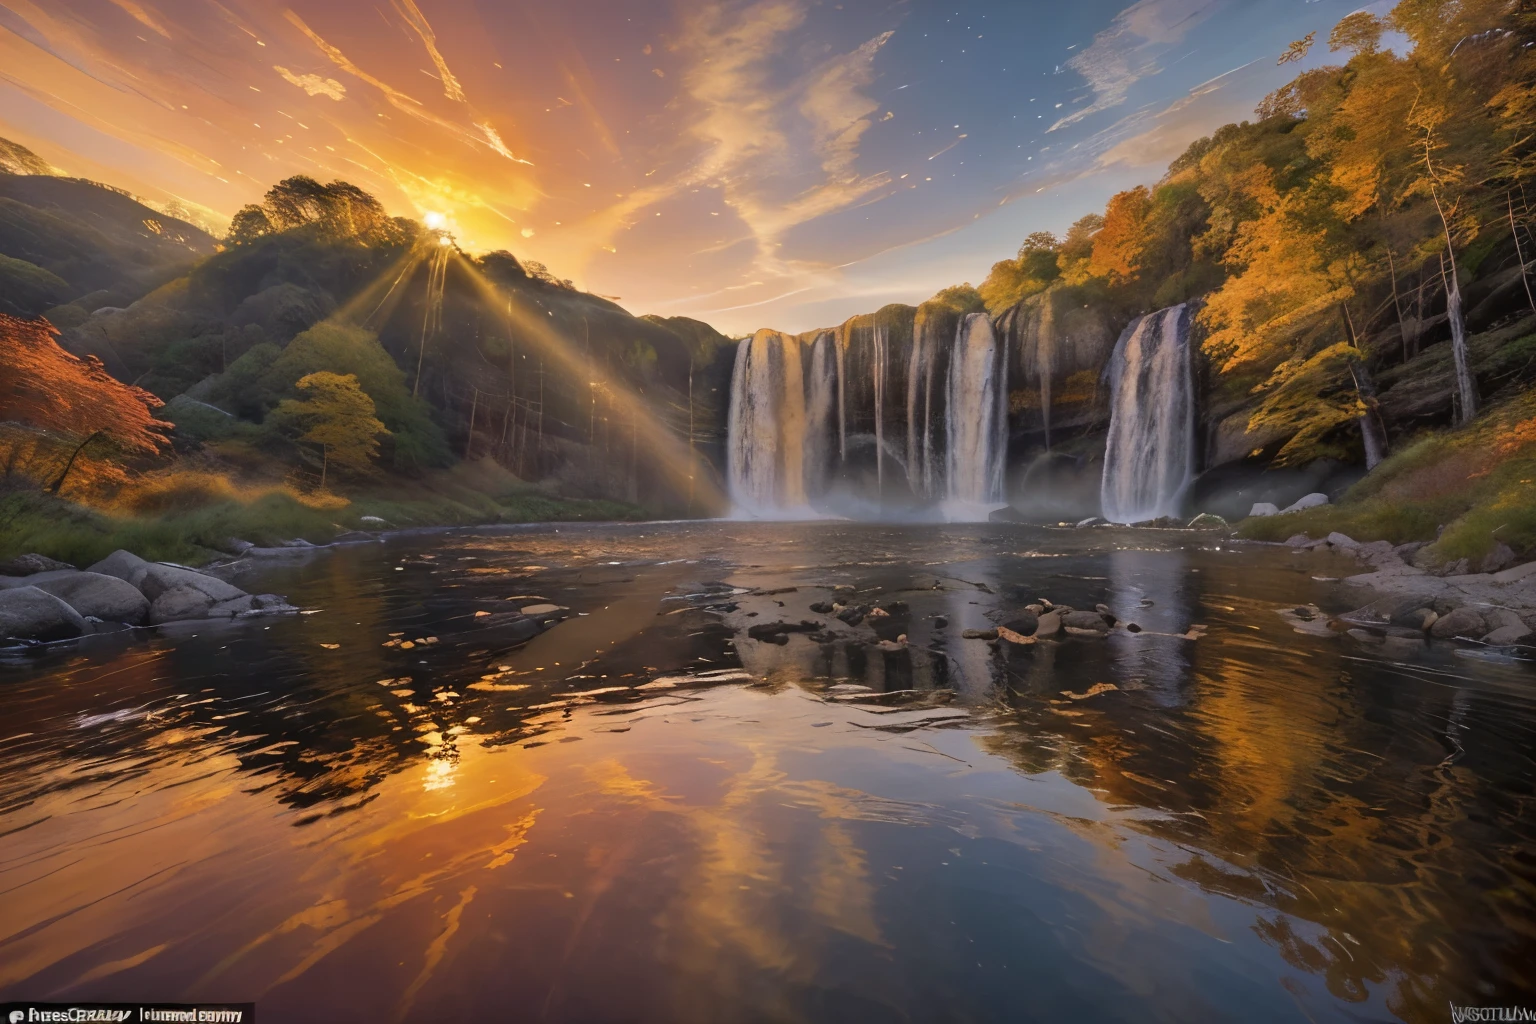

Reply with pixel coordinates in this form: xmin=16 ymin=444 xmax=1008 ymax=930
xmin=274 ymin=65 xmax=346 ymax=100
xmin=1049 ymin=0 xmax=1223 ymax=132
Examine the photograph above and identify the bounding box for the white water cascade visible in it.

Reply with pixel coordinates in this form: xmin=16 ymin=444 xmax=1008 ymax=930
xmin=943 ymin=313 xmax=1007 ymax=519
xmin=727 ymin=330 xmax=809 ymax=516
xmin=1100 ymin=304 xmax=1195 ymax=524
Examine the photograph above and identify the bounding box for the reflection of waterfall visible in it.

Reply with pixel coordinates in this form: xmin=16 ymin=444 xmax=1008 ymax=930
xmin=1106 ymin=548 xmax=1194 ymax=707
xmin=727 ymin=330 xmax=808 ymax=516
xmin=1101 ymin=305 xmax=1194 ymax=524
xmin=873 ymin=323 xmax=886 ymax=499
xmin=943 ymin=313 xmax=1006 ymax=518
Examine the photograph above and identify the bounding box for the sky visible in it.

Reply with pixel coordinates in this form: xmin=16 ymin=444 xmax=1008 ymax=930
xmin=0 ymin=0 xmax=1370 ymax=335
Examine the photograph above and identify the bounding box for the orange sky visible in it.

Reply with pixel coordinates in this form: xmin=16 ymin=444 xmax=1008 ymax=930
xmin=0 ymin=0 xmax=1345 ymax=333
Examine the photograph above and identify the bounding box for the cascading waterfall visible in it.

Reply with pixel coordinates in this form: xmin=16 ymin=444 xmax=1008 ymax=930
xmin=1100 ymin=304 xmax=1194 ymax=524
xmin=873 ymin=323 xmax=886 ymax=498
xmin=905 ymin=317 xmax=941 ymax=498
xmin=943 ymin=313 xmax=1006 ymax=518
xmin=804 ymin=332 xmax=837 ymax=500
xmin=727 ymin=330 xmax=808 ymax=516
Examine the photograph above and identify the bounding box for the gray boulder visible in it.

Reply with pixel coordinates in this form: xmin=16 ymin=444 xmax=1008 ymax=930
xmin=87 ymin=549 xmax=151 ymax=587
xmin=1491 ymin=561 xmax=1536 ymax=584
xmin=1326 ymin=532 xmax=1359 ymax=549
xmin=1281 ymin=492 xmax=1329 ymax=513
xmin=28 ymin=571 xmax=150 ymax=625
xmin=0 ymin=553 xmax=74 ymax=576
xmin=148 ymin=586 xmax=216 ymax=625
xmin=0 ymin=586 xmax=87 ymax=640
xmin=207 ymin=595 xmax=256 ymax=617
xmin=1248 ymin=503 xmax=1280 ymax=517
xmin=1430 ymin=607 xmax=1487 ymax=639
xmin=1062 ymin=610 xmax=1112 ymax=631
xmin=1483 ymin=625 xmax=1533 ymax=646
xmin=1034 ymin=611 xmax=1062 ymax=637
xmin=138 ymin=564 xmax=245 ymax=603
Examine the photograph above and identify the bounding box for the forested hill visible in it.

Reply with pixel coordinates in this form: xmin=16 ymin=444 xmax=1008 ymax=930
xmin=0 ymin=154 xmax=736 ymax=521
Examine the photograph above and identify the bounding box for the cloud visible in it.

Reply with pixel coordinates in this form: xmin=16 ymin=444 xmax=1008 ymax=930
xmin=1093 ymin=57 xmax=1266 ymax=169
xmin=389 ymin=0 xmax=465 ymax=102
xmin=274 ymin=66 xmax=346 ymax=100
xmin=1049 ymin=0 xmax=1223 ymax=132
xmin=106 ymin=0 xmax=170 ymax=39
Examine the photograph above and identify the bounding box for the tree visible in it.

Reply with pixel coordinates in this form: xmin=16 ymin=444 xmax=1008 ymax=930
xmin=0 ymin=314 xmax=170 ymax=491
xmin=226 ymin=177 xmax=396 ymax=245
xmin=1088 ymin=187 xmax=1152 ymax=283
xmin=268 ymin=372 xmax=387 ymax=488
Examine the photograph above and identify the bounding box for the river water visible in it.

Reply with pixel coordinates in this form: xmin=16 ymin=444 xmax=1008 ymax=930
xmin=0 ymin=522 xmax=1532 ymax=1023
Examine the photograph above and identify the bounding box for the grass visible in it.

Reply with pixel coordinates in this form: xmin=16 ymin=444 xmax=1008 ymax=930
xmin=1236 ymin=387 xmax=1536 ymax=564
xmin=0 ymin=457 xmax=645 ymax=568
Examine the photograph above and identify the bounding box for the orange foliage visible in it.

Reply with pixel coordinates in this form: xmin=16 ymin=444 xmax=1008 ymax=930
xmin=1087 ymin=186 xmax=1151 ymax=282
xmin=0 ymin=314 xmax=171 ymax=457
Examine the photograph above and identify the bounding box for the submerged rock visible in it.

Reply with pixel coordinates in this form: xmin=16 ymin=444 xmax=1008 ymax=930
xmin=149 ymin=587 xmax=216 ymax=625
xmin=1430 ymin=607 xmax=1487 ymax=639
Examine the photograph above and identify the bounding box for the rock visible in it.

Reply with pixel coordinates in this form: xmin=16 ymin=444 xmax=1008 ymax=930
xmin=0 ymin=586 xmax=87 ymax=640
xmin=961 ymin=628 xmax=998 ymax=640
xmin=933 ymin=616 xmax=948 ymax=628
xmin=1281 ymin=492 xmax=1330 ymax=513
xmin=1186 ymin=513 xmax=1228 ymax=529
xmin=1034 ymin=611 xmax=1062 ymax=638
xmin=1483 ymin=625 xmax=1533 ymax=646
xmin=1491 ymin=561 xmax=1536 ymax=584
xmin=809 ymin=601 xmax=834 ymax=614
xmin=28 ymin=571 xmax=150 ymax=625
xmin=207 ymin=595 xmax=256 ymax=617
xmin=1485 ymin=608 xmax=1527 ymax=632
xmin=836 ymin=606 xmax=867 ymax=626
xmin=1061 ymin=610 xmax=1111 ymax=632
xmin=1125 ymin=623 xmax=1142 ymax=633
xmin=1430 ymin=607 xmax=1487 ymax=639
xmin=86 ymin=550 xmax=150 ymax=586
xmin=1065 ymin=626 xmax=1108 ymax=637
xmin=520 ymin=603 xmax=563 ymax=616
xmin=1285 ymin=534 xmax=1317 ymax=547
xmin=1395 ymin=541 xmax=1428 ymax=561
xmin=1001 ymin=612 xmax=1039 ymax=637
xmin=1249 ymin=502 xmax=1280 ymax=518
xmin=280 ymin=538 xmax=315 ymax=548
xmin=138 ymin=564 xmax=245 ymax=603
xmin=746 ymin=620 xmax=821 ymax=640
xmin=211 ymin=538 xmax=255 ymax=556
xmin=251 ymin=593 xmax=292 ymax=610
xmin=1075 ymin=516 xmax=1104 ymax=528
xmin=1024 ymin=603 xmax=1044 ymax=616
xmin=1326 ymin=532 xmax=1359 ymax=549
xmin=1479 ymin=542 xmax=1517 ymax=574
xmin=148 ymin=586 xmax=216 ymax=625
xmin=0 ymin=553 xmax=74 ymax=576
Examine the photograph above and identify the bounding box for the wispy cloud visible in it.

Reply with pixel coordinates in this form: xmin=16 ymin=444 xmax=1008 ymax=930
xmin=105 ymin=0 xmax=169 ymax=39
xmin=1049 ymin=0 xmax=1223 ymax=132
xmin=274 ymin=65 xmax=346 ymax=100
xmin=389 ymin=0 xmax=464 ymax=102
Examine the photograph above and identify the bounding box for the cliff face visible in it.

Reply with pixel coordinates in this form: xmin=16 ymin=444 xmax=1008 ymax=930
xmin=995 ymin=284 xmax=1118 ymax=456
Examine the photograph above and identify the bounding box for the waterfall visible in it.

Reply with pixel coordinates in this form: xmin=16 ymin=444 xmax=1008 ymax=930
xmin=1100 ymin=304 xmax=1194 ymax=524
xmin=804 ymin=332 xmax=837 ymax=500
xmin=905 ymin=316 xmax=941 ymax=498
xmin=727 ymin=330 xmax=808 ymax=516
xmin=943 ymin=313 xmax=1006 ymax=519
xmin=873 ymin=322 xmax=886 ymax=498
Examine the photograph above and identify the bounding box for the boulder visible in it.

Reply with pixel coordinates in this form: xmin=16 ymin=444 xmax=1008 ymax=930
xmin=0 ymin=586 xmax=87 ymax=640
xmin=1485 ymin=608 xmax=1527 ymax=632
xmin=1281 ymin=492 xmax=1330 ymax=513
xmin=961 ymin=628 xmax=998 ymax=640
xmin=207 ymin=595 xmax=257 ymax=617
xmin=1249 ymin=503 xmax=1280 ymax=517
xmin=138 ymin=564 xmax=245 ymax=603
xmin=148 ymin=586 xmax=216 ymax=625
xmin=1034 ymin=611 xmax=1062 ymax=638
xmin=1001 ymin=612 xmax=1039 ymax=637
xmin=1326 ymin=532 xmax=1359 ymax=549
xmin=1285 ymin=534 xmax=1317 ymax=547
xmin=1061 ymin=610 xmax=1112 ymax=632
xmin=1482 ymin=625 xmax=1533 ymax=646
xmin=1478 ymin=543 xmax=1517 ymax=574
xmin=1430 ymin=607 xmax=1487 ymax=639
xmin=1491 ymin=561 xmax=1536 ymax=584
xmin=86 ymin=549 xmax=150 ymax=587
xmin=0 ymin=553 xmax=74 ymax=576
xmin=28 ymin=571 xmax=150 ymax=625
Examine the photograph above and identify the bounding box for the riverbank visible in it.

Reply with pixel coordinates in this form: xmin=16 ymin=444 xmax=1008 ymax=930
xmin=0 ymin=457 xmax=644 ymax=569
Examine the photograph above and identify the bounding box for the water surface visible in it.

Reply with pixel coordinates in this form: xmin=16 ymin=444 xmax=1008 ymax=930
xmin=1 ymin=522 xmax=1533 ymax=1023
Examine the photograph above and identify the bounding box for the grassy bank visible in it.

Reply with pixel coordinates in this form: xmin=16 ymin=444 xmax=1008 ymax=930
xmin=0 ymin=457 xmax=644 ymax=568
xmin=1236 ymin=389 xmax=1536 ymax=564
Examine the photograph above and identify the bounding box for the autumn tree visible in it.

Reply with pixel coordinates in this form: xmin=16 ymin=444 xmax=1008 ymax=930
xmin=227 ymin=177 xmax=405 ymax=246
xmin=268 ymin=372 xmax=388 ymax=489
xmin=0 ymin=314 xmax=170 ymax=491
xmin=1088 ymin=187 xmax=1152 ymax=283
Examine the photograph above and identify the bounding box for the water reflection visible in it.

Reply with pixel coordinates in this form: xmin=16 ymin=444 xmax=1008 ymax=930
xmin=0 ymin=522 xmax=1531 ymax=1022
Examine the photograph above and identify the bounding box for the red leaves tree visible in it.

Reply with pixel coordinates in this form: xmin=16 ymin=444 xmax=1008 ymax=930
xmin=0 ymin=314 xmax=171 ymax=492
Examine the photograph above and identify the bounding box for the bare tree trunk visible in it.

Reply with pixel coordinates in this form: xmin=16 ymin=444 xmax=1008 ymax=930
xmin=1342 ymin=304 xmax=1388 ymax=469
xmin=1438 ymin=250 xmax=1477 ymax=424
xmin=1510 ymin=191 xmax=1536 ymax=317
xmin=47 ymin=431 xmax=104 ymax=494
xmin=1387 ymin=249 xmax=1410 ymax=363
xmin=465 ymin=387 xmax=479 ymax=460
xmin=320 ymin=444 xmax=328 ymax=491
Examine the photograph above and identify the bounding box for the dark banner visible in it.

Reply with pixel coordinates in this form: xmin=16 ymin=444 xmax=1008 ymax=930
xmin=2 ymin=1006 xmax=254 ymax=1023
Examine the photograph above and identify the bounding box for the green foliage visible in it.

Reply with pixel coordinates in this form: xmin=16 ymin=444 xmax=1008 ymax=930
xmin=268 ymin=371 xmax=388 ymax=484
xmin=922 ymin=284 xmax=986 ymax=316
xmin=0 ymin=254 xmax=69 ymax=316
xmin=260 ymin=323 xmax=450 ymax=470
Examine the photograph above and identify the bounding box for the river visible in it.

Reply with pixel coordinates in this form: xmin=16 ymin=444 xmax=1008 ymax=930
xmin=1 ymin=522 xmax=1532 ymax=1023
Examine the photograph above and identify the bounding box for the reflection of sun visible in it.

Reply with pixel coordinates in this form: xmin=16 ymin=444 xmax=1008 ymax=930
xmin=424 ymin=757 xmax=457 ymax=791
